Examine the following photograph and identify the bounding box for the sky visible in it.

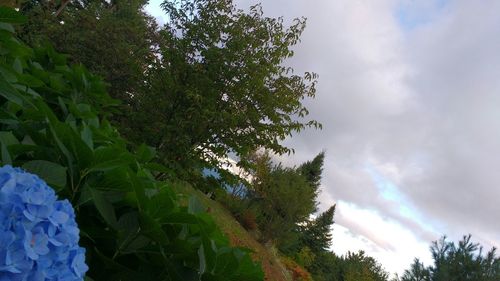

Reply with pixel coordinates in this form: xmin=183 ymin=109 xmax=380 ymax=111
xmin=146 ymin=0 xmax=500 ymax=276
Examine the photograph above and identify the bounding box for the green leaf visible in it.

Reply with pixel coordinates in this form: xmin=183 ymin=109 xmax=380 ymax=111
xmin=94 ymin=248 xmax=142 ymax=279
xmin=0 ymin=76 xmax=23 ymax=106
xmin=188 ymin=196 xmax=205 ymax=214
xmin=139 ymin=213 xmax=169 ymax=245
xmin=161 ymin=212 xmax=199 ymax=225
xmin=12 ymin=58 xmax=22 ymax=74
xmin=1 ymin=142 xmax=11 ymax=165
xmin=81 ymin=124 xmax=93 ymax=150
xmin=136 ymin=143 xmax=156 ymax=163
xmin=198 ymin=243 xmax=207 ymax=275
xmin=143 ymin=162 xmax=172 ymax=174
xmin=0 ymin=7 xmax=26 ymax=23
xmin=17 ymin=73 xmax=45 ymax=88
xmin=128 ymin=171 xmax=148 ymax=211
xmin=48 ymin=121 xmax=76 ymax=181
xmin=115 ymin=212 xmax=148 ymax=254
xmin=22 ymin=160 xmax=67 ymax=189
xmin=90 ymin=187 xmax=118 ymax=229
xmin=89 ymin=147 xmax=134 ymax=172
xmin=0 ymin=131 xmax=18 ymax=146
xmin=0 ymin=22 xmax=14 ymax=33
xmin=0 ymin=131 xmax=17 ymax=165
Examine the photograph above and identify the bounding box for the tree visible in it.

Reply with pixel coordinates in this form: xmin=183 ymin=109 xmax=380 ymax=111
xmin=400 ymin=259 xmax=430 ymax=281
xmin=341 ymin=251 xmax=389 ymax=281
xmin=129 ymin=0 xmax=320 ymax=175
xmin=298 ymin=151 xmax=325 ymax=193
xmin=300 ymin=204 xmax=336 ymax=253
xmin=309 ymin=251 xmax=343 ymax=281
xmin=18 ymin=0 xmax=320 ymax=183
xmin=401 ymin=235 xmax=500 ymax=281
xmin=19 ymin=0 xmax=159 ymax=104
xmin=243 ymin=151 xmax=316 ymax=243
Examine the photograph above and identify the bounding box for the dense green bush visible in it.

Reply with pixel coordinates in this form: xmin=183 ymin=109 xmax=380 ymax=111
xmin=0 ymin=7 xmax=263 ymax=280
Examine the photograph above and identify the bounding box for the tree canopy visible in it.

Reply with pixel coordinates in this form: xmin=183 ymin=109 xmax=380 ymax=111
xmin=132 ymin=0 xmax=320 ymax=175
xmin=19 ymin=0 xmax=321 ymax=184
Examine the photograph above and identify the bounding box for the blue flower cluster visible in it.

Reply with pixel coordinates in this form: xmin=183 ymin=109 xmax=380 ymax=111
xmin=0 ymin=165 xmax=88 ymax=280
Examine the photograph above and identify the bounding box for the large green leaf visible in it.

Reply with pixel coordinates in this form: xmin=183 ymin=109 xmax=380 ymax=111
xmin=188 ymin=196 xmax=205 ymax=214
xmin=139 ymin=213 xmax=169 ymax=246
xmin=136 ymin=143 xmax=156 ymax=163
xmin=22 ymin=160 xmax=67 ymax=189
xmin=90 ymin=146 xmax=134 ymax=172
xmin=0 ymin=22 xmax=14 ymax=33
xmin=0 ymin=76 xmax=23 ymax=106
xmin=0 ymin=131 xmax=18 ymax=146
xmin=89 ymin=186 xmax=118 ymax=229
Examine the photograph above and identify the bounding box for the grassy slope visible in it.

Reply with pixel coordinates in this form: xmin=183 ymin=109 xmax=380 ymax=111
xmin=171 ymin=183 xmax=291 ymax=281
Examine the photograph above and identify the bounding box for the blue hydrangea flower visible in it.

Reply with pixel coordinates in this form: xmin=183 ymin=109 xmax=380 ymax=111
xmin=0 ymin=165 xmax=88 ymax=280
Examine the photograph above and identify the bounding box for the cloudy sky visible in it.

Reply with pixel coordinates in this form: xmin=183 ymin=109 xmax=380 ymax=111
xmin=147 ymin=0 xmax=500 ymax=275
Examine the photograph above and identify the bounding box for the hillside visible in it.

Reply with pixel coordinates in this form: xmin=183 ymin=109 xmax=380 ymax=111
xmin=171 ymin=183 xmax=292 ymax=281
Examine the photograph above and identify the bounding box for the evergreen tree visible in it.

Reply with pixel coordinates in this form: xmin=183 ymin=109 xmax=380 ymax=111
xmin=338 ymin=251 xmax=389 ymax=281
xmin=249 ymin=152 xmax=317 ymax=243
xmin=298 ymin=151 xmax=325 ymax=193
xmin=300 ymin=204 xmax=336 ymax=253
xmin=401 ymin=235 xmax=500 ymax=281
xmin=400 ymin=259 xmax=430 ymax=281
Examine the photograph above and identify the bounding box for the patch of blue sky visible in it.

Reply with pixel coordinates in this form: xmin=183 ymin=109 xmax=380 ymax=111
xmin=202 ymin=168 xmax=249 ymax=197
xmin=395 ymin=0 xmax=449 ymax=31
xmin=364 ymin=164 xmax=429 ymax=229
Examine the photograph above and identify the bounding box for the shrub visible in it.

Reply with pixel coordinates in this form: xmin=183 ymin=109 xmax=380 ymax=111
xmin=0 ymin=7 xmax=263 ymax=281
xmin=280 ymin=256 xmax=313 ymax=281
xmin=240 ymin=210 xmax=258 ymax=231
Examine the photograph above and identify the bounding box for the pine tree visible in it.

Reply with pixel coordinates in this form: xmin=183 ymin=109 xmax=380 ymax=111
xmin=400 ymin=259 xmax=430 ymax=281
xmin=401 ymin=235 xmax=500 ymax=281
xmin=298 ymin=151 xmax=325 ymax=193
xmin=300 ymin=204 xmax=336 ymax=253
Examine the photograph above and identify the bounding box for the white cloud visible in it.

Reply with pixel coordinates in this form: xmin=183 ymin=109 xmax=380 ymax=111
xmin=333 ymin=201 xmax=433 ymax=275
xmin=146 ymin=0 xmax=500 ymax=274
xmin=249 ymin=0 xmax=500 ymax=273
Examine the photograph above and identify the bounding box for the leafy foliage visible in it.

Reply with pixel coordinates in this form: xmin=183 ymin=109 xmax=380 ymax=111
xmin=19 ymin=0 xmax=321 ymax=190
xmin=19 ymin=0 xmax=159 ymax=105
xmin=280 ymin=256 xmax=314 ymax=281
xmin=0 ymin=8 xmax=263 ymax=280
xmin=340 ymin=251 xmax=389 ymax=281
xmin=128 ymin=0 xmax=320 ymax=175
xmin=246 ymin=152 xmax=317 ymax=243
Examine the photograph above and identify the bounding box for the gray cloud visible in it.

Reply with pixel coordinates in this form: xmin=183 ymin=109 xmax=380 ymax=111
xmin=234 ymin=0 xmax=500 ymax=259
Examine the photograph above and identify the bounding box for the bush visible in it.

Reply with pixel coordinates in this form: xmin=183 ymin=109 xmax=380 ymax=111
xmin=0 ymin=7 xmax=263 ymax=280
xmin=240 ymin=210 xmax=258 ymax=231
xmin=280 ymin=256 xmax=313 ymax=281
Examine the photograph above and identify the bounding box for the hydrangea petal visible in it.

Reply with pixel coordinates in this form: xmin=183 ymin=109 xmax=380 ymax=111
xmin=0 ymin=165 xmax=88 ymax=280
